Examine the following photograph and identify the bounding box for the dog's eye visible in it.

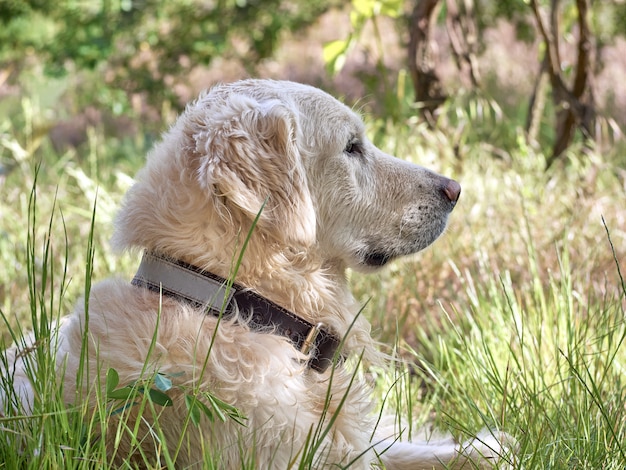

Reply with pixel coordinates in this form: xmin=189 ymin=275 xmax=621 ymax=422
xmin=344 ymin=139 xmax=363 ymax=157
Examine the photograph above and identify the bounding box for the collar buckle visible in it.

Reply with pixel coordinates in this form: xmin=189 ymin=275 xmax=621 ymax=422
xmin=301 ymin=322 xmax=325 ymax=356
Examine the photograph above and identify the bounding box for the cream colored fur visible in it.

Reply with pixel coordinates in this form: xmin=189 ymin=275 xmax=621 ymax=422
xmin=3 ymin=79 xmax=515 ymax=468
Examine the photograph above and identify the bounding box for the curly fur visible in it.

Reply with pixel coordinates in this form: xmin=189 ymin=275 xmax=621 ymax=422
xmin=2 ymin=79 xmax=515 ymax=468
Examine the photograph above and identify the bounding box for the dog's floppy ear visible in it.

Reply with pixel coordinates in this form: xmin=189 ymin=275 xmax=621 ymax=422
xmin=190 ymin=93 xmax=316 ymax=246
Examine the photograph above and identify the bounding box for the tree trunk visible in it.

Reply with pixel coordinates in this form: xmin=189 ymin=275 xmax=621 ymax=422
xmin=548 ymin=0 xmax=595 ymax=165
xmin=530 ymin=0 xmax=596 ymax=168
xmin=526 ymin=56 xmax=549 ymax=146
xmin=407 ymin=0 xmax=445 ymax=122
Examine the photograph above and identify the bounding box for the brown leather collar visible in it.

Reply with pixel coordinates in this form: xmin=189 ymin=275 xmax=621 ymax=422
xmin=131 ymin=252 xmax=342 ymax=373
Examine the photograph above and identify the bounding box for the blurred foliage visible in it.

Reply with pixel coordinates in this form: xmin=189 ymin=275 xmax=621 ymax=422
xmin=323 ymin=0 xmax=626 ymax=164
xmin=476 ymin=0 xmax=626 ymax=44
xmin=324 ymin=0 xmax=404 ymax=121
xmin=0 ymin=0 xmax=338 ymax=112
xmin=1 ymin=0 xmax=625 ymax=164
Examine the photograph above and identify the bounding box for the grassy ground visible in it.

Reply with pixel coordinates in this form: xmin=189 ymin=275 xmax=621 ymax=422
xmin=1 ymin=95 xmax=625 ymax=468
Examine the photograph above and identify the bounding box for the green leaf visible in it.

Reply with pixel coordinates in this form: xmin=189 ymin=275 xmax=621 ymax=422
xmin=185 ymin=394 xmax=203 ymax=425
xmin=352 ymin=0 xmax=375 ymax=17
xmin=323 ymin=38 xmax=353 ymax=75
xmin=105 ymin=368 xmax=119 ymax=394
xmin=107 ymin=385 xmax=136 ymax=401
xmin=147 ymin=388 xmax=173 ymax=407
xmin=322 ymin=39 xmax=348 ymax=66
xmin=207 ymin=394 xmax=227 ymax=422
xmin=194 ymin=399 xmax=216 ymax=423
xmin=154 ymin=373 xmax=173 ymax=392
xmin=379 ymin=0 xmax=402 ymax=18
xmin=206 ymin=394 xmax=247 ymax=426
xmin=350 ymin=9 xmax=365 ymax=29
xmin=208 ymin=394 xmax=237 ymax=413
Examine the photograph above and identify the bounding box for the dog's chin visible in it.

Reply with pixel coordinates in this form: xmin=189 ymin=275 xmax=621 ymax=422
xmin=354 ymin=227 xmax=448 ymax=272
xmin=362 ymin=251 xmax=393 ymax=267
xmin=343 ymin=251 xmax=391 ymax=273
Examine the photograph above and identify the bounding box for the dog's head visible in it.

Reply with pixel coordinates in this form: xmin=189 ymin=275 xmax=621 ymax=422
xmin=113 ymin=80 xmax=459 ymax=273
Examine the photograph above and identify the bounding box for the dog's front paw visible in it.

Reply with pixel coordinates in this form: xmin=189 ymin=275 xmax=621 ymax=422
xmin=459 ymin=430 xmax=518 ymax=468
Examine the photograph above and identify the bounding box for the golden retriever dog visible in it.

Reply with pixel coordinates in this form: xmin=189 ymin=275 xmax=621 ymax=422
xmin=3 ymin=79 xmax=514 ymax=468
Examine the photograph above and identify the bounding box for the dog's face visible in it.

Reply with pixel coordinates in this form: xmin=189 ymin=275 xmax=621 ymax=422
xmin=293 ymin=89 xmax=460 ymax=271
xmin=115 ymin=80 xmax=459 ymax=273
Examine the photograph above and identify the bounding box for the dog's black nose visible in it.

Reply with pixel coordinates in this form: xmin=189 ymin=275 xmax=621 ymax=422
xmin=442 ymin=179 xmax=461 ymax=204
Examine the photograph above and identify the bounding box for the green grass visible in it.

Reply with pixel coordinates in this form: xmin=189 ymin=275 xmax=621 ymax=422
xmin=1 ymin=96 xmax=625 ymax=468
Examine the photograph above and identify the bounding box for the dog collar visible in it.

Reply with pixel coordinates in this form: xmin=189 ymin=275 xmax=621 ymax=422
xmin=131 ymin=252 xmax=341 ymax=373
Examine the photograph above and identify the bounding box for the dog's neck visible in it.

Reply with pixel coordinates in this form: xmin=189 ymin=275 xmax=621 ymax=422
xmin=131 ymin=252 xmax=343 ymax=372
